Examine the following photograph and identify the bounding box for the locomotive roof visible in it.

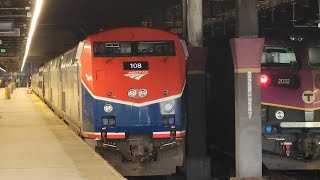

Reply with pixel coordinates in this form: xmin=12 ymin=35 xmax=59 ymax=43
xmin=88 ymin=27 xmax=179 ymax=41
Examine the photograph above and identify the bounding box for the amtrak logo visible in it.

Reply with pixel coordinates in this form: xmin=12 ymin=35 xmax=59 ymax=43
xmin=124 ymin=71 xmax=148 ymax=80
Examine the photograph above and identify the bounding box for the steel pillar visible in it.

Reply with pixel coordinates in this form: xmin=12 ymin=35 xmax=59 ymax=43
xmin=186 ymin=0 xmax=211 ymax=179
xmin=235 ymin=0 xmax=258 ymax=38
xmin=182 ymin=0 xmax=188 ymax=40
xmin=231 ymin=0 xmax=264 ymax=179
xmin=187 ymin=0 xmax=203 ymax=47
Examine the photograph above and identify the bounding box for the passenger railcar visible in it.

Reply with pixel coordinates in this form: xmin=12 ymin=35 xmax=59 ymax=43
xmin=31 ymin=27 xmax=188 ymax=176
xmin=261 ymin=40 xmax=320 ymax=169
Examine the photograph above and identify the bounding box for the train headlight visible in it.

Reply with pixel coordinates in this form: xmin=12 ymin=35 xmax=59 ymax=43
xmin=128 ymin=89 xmax=137 ymax=98
xmin=139 ymin=89 xmax=148 ymax=98
xmin=164 ymin=102 xmax=174 ymax=113
xmin=275 ymin=110 xmax=285 ymax=120
xmin=104 ymin=104 xmax=113 ymax=113
xmin=160 ymin=100 xmax=175 ymax=114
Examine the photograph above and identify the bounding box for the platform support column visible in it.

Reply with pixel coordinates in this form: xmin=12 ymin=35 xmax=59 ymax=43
xmin=231 ymin=0 xmax=264 ymax=179
xmin=185 ymin=0 xmax=211 ymax=179
xmin=187 ymin=0 xmax=203 ymax=47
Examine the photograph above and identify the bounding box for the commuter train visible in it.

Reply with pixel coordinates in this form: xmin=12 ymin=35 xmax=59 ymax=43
xmin=206 ymin=37 xmax=320 ymax=176
xmin=261 ymin=39 xmax=320 ymax=170
xmin=31 ymin=27 xmax=188 ymax=176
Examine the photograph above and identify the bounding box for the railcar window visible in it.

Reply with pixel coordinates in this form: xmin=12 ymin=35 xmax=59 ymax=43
xmin=93 ymin=41 xmax=175 ymax=57
xmin=309 ymin=47 xmax=320 ymax=66
xmin=262 ymin=46 xmax=297 ymax=67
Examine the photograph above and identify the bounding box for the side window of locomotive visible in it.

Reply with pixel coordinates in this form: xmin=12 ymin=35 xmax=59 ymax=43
xmin=261 ymin=46 xmax=297 ymax=67
xmin=309 ymin=47 xmax=320 ymax=66
xmin=137 ymin=41 xmax=175 ymax=56
xmin=94 ymin=42 xmax=131 ymax=57
xmin=93 ymin=41 xmax=175 ymax=57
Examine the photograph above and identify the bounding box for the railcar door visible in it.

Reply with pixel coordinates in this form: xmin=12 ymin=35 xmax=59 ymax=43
xmin=69 ymin=48 xmax=81 ymax=125
xmin=61 ymin=54 xmax=68 ymax=112
xmin=43 ymin=63 xmax=50 ymax=102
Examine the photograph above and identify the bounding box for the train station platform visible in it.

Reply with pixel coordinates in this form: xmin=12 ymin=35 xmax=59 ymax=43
xmin=0 ymin=88 xmax=125 ymax=180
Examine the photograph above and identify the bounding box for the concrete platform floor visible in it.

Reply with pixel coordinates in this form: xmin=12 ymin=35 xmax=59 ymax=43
xmin=0 ymin=88 xmax=125 ymax=180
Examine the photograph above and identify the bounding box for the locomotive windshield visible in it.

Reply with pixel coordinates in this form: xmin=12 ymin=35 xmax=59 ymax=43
xmin=262 ymin=46 xmax=297 ymax=67
xmin=309 ymin=47 xmax=320 ymax=67
xmin=94 ymin=41 xmax=175 ymax=57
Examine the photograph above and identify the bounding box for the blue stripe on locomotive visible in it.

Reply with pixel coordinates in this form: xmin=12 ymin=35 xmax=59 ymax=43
xmin=81 ymin=85 xmax=186 ymax=134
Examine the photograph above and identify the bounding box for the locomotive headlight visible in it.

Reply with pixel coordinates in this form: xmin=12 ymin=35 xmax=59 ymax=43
xmin=164 ymin=102 xmax=174 ymax=113
xmin=128 ymin=89 xmax=137 ymax=98
xmin=139 ymin=89 xmax=148 ymax=98
xmin=104 ymin=104 xmax=113 ymax=113
xmin=275 ymin=110 xmax=285 ymax=120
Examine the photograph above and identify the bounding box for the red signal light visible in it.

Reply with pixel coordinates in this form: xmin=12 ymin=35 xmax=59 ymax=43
xmin=260 ymin=74 xmax=271 ymax=86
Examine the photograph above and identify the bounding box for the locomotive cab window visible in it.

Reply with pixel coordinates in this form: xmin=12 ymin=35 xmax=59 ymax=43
xmin=94 ymin=42 xmax=132 ymax=57
xmin=93 ymin=41 xmax=175 ymax=57
xmin=137 ymin=41 xmax=175 ymax=56
xmin=262 ymin=46 xmax=297 ymax=67
xmin=309 ymin=47 xmax=320 ymax=66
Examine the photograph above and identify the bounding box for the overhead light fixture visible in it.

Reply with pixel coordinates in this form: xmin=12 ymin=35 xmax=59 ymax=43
xmin=20 ymin=0 xmax=43 ymax=72
xmin=0 ymin=67 xmax=6 ymax=72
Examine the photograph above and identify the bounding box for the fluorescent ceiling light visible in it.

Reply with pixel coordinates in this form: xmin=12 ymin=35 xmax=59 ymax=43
xmin=21 ymin=0 xmax=43 ymax=72
xmin=0 ymin=67 xmax=6 ymax=72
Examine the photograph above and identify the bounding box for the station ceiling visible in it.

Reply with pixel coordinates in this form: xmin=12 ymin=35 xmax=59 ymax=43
xmin=0 ymin=0 xmax=319 ymax=73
